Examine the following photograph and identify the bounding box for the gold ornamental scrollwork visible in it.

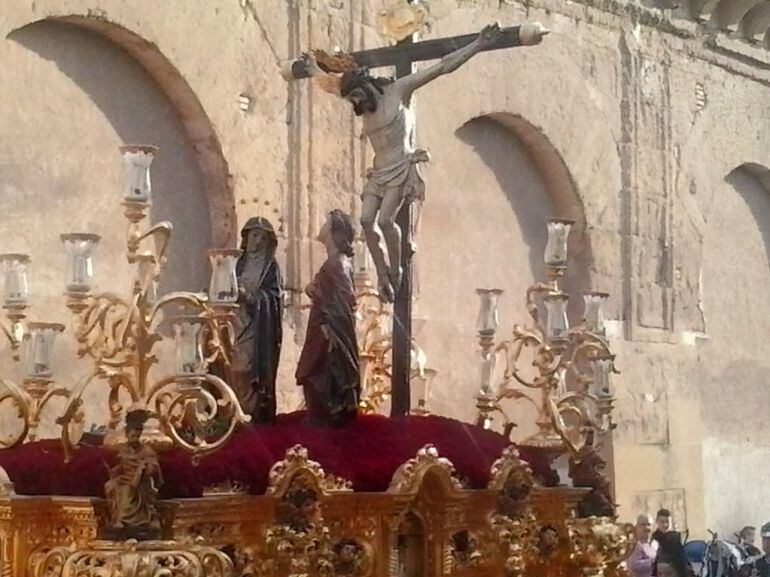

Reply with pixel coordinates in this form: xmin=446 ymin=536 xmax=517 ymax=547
xmin=29 ymin=539 xmax=234 ymax=577
xmin=487 ymin=446 xmax=538 ymax=577
xmin=260 ymin=476 xmax=335 ymax=577
xmin=387 ymin=444 xmax=465 ymax=494
xmin=267 ymin=445 xmax=353 ymax=496
xmin=0 ymin=146 xmax=250 ymax=459
xmin=487 ymin=446 xmax=536 ymax=492
xmin=566 ymin=517 xmax=635 ymax=577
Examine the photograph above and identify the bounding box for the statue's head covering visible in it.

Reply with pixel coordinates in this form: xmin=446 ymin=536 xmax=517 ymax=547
xmin=240 ymin=216 xmax=277 ymax=244
xmin=239 ymin=217 xmax=277 ymax=253
xmin=237 ymin=217 xmax=279 ymax=278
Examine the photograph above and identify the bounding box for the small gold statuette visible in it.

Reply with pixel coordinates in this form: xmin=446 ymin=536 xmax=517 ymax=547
xmin=102 ymin=409 xmax=163 ymax=540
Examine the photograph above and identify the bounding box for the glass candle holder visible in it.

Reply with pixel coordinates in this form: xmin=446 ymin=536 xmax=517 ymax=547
xmin=591 ymin=354 xmax=615 ymax=398
xmin=412 ymin=368 xmax=437 ymax=411
xmin=170 ymin=316 xmax=206 ymax=374
xmin=583 ymin=291 xmax=609 ymax=334
xmin=544 ymin=219 xmax=574 ymax=268
xmin=208 ymin=249 xmax=242 ymax=304
xmin=24 ymin=322 xmax=65 ymax=379
xmin=60 ymin=233 xmax=100 ymax=293
xmin=476 ymin=288 xmax=503 ymax=337
xmin=0 ymin=254 xmax=31 ymax=306
xmin=120 ymin=145 xmax=159 ymax=203
xmin=543 ymin=291 xmax=570 ymax=341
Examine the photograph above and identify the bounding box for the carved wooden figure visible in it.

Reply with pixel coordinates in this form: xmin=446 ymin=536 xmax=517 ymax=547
xmin=296 ymin=210 xmax=361 ymax=427
xmin=103 ymin=410 xmax=163 ymax=540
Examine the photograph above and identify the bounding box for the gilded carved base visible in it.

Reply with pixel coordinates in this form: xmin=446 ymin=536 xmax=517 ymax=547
xmin=29 ymin=539 xmax=234 ymax=577
xmin=0 ymin=446 xmax=634 ymax=577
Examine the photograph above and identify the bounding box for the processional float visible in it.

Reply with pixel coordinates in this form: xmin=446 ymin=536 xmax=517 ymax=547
xmin=0 ymin=4 xmax=633 ymax=577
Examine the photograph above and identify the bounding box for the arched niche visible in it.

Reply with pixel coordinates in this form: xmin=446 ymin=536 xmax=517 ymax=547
xmin=701 ymin=163 xmax=770 ymax=353
xmin=4 ymin=16 xmax=234 ymax=295
xmin=417 ymin=113 xmax=590 ymax=431
xmin=0 ymin=16 xmax=233 ymax=435
xmin=698 ymin=162 xmax=770 ymax=534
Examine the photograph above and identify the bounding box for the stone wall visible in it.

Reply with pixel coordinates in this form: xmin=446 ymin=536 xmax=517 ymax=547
xmin=1 ymin=0 xmax=770 ymax=537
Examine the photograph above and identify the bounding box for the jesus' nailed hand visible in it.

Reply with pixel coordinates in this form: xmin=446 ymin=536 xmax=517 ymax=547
xmin=304 ymin=23 xmax=504 ymax=303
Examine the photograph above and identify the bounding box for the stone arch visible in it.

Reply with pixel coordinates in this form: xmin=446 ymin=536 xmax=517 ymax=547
xmin=483 ymin=112 xmax=592 ymax=273
xmin=711 ymin=0 xmax=764 ymax=30
xmin=452 ymin=113 xmax=592 ymax=312
xmin=701 ymin=163 xmax=770 ymax=342
xmin=740 ymin=2 xmax=770 ymax=40
xmin=697 ymin=162 xmax=770 ymax=533
xmin=1 ymin=14 xmax=237 ymax=434
xmin=672 ymin=86 xmax=770 ymax=333
xmin=411 ymin=26 xmax=623 ymax=289
xmin=7 ymin=15 xmax=235 ymax=250
xmin=408 ymin=24 xmax=621 ymax=423
xmin=416 ymin=110 xmax=594 ymax=429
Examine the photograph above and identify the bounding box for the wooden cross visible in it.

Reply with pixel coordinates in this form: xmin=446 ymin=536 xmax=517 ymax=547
xmin=286 ymin=16 xmax=547 ymax=418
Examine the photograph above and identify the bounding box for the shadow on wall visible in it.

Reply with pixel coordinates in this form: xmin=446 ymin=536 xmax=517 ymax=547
xmin=455 ymin=115 xmax=591 ymax=317
xmin=725 ymin=164 xmax=770 ymax=262
xmin=7 ymin=20 xmax=213 ymax=293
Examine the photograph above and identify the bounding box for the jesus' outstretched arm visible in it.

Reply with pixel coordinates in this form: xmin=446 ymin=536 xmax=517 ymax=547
xmin=394 ymin=23 xmax=502 ymax=99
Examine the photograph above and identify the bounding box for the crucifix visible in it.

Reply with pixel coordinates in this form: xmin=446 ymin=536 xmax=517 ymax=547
xmin=283 ymin=14 xmax=549 ymax=417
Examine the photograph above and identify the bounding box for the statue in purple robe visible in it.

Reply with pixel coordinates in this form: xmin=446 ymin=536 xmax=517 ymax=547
xmin=296 ymin=210 xmax=360 ymax=426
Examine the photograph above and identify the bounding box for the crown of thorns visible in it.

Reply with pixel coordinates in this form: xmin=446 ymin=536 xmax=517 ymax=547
xmin=340 ymin=68 xmax=375 ymax=97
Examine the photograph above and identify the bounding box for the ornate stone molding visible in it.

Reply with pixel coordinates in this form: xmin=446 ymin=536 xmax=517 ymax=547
xmin=267 ymin=445 xmax=353 ymax=496
xmin=29 ymin=539 xmax=234 ymax=577
xmin=387 ymin=445 xmax=465 ymax=494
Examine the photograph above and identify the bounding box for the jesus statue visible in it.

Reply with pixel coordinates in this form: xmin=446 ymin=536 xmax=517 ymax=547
xmin=304 ymin=23 xmax=503 ymax=302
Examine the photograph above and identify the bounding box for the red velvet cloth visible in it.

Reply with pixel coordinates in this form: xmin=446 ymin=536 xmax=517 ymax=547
xmin=0 ymin=412 xmax=558 ymax=498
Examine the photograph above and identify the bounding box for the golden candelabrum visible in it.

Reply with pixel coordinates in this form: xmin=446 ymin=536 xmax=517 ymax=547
xmin=352 ymin=239 xmax=436 ymax=416
xmin=474 ymin=219 xmax=618 ymax=460
xmin=0 ymin=145 xmax=249 ymax=458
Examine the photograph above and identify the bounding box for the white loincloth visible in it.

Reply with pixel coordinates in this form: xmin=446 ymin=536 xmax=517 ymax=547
xmin=362 ymin=149 xmax=430 ymax=202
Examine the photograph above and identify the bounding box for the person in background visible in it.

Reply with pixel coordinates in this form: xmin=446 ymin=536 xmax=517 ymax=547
xmin=738 ymin=526 xmax=762 ymax=562
xmin=746 ymin=523 xmax=770 ymax=577
xmin=653 ymin=509 xmax=673 ymax=545
xmin=655 ymin=531 xmax=693 ymax=577
xmin=629 ymin=514 xmax=659 ymax=577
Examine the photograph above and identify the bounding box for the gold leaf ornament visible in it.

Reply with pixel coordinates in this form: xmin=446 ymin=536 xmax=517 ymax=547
xmin=377 ymin=1 xmax=429 ymax=42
